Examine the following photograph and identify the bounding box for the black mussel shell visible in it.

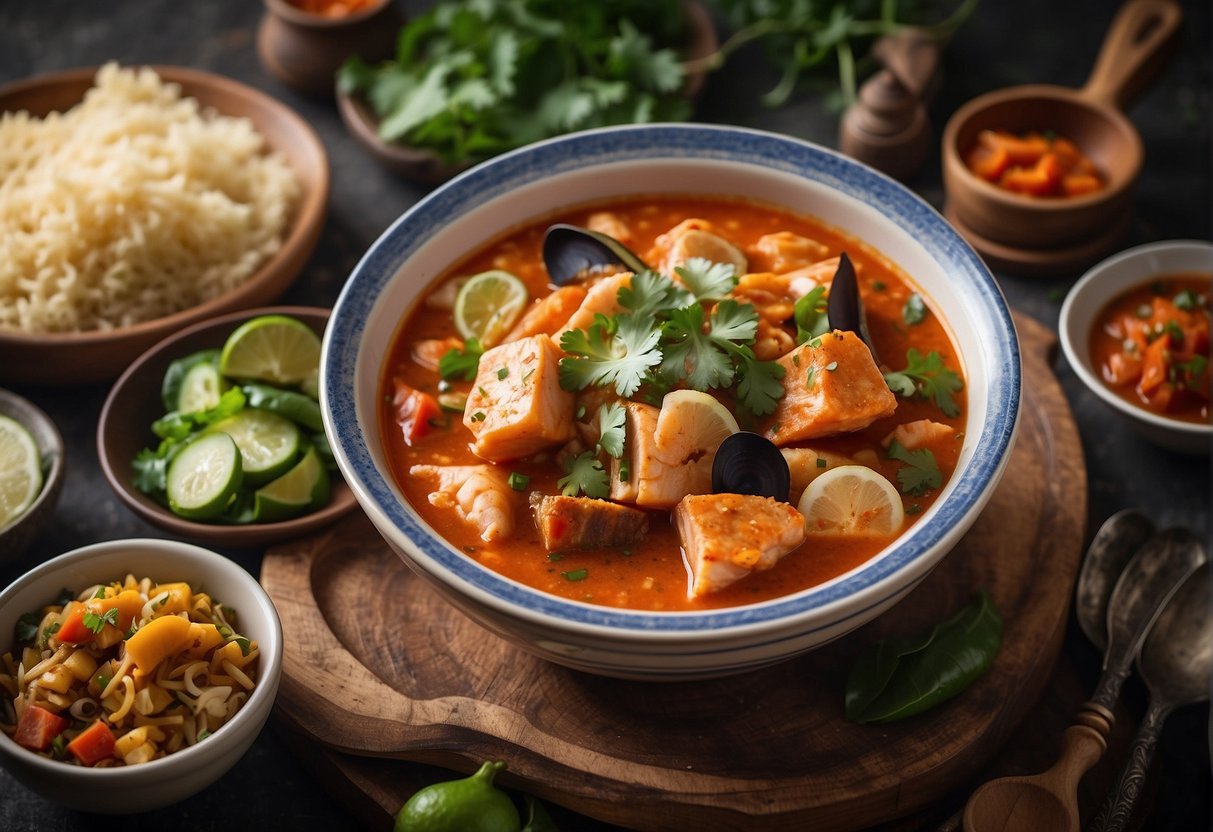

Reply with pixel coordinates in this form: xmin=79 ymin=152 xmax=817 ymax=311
xmin=542 ymin=224 xmax=649 ymax=285
xmin=826 ymin=252 xmax=878 ymax=361
xmin=712 ymin=432 xmax=790 ymax=501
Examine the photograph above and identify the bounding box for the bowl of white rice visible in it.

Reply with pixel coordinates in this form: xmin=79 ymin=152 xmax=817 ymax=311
xmin=0 ymin=64 xmax=328 ymax=385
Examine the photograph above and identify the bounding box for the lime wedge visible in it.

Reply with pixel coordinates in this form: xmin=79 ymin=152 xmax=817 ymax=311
xmin=0 ymin=415 xmax=42 ymax=530
xmin=166 ymin=432 xmax=242 ymax=519
xmin=453 ymin=270 xmax=528 ymax=347
xmin=253 ymin=445 xmax=329 ymax=522
xmin=218 ymin=315 xmax=321 ymax=386
xmin=208 ymin=408 xmax=301 ymax=487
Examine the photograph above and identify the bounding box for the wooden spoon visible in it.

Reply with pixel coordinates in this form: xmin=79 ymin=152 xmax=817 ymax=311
xmin=962 ymin=528 xmax=1205 ymax=832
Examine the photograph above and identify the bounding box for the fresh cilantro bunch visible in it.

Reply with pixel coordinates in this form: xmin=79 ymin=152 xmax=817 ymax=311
xmin=883 ymin=347 xmax=963 ymax=417
xmin=557 ymin=259 xmax=785 ymax=418
xmin=338 ymin=0 xmax=692 ymax=165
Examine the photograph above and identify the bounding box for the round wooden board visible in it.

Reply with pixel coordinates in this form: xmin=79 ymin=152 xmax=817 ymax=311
xmin=261 ymin=312 xmax=1088 ymax=831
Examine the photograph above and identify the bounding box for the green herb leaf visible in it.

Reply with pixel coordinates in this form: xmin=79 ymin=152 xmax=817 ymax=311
xmin=902 ymin=293 xmax=926 ymax=325
xmin=794 ymin=286 xmax=830 ymax=344
xmin=557 ymin=451 xmax=610 ymax=499
xmin=438 ymin=338 xmax=483 ymax=381
xmin=597 ymin=402 xmax=627 ymax=458
xmin=734 ymin=350 xmax=786 ymax=418
xmin=559 ymin=314 xmax=662 ymax=398
xmin=82 ymin=608 xmax=119 ymax=635
xmin=845 ymin=592 xmax=1003 ymax=723
xmin=1173 ymin=289 xmax=1199 ymax=311
xmin=16 ymin=612 xmax=40 ymax=644
xmin=887 ymin=439 xmax=942 ymax=496
xmin=674 ymin=257 xmax=738 ymax=301
xmin=561 ymin=568 xmax=590 ymax=582
xmin=883 ymin=348 xmax=963 ymax=417
xmin=507 ymin=471 xmax=530 ymax=492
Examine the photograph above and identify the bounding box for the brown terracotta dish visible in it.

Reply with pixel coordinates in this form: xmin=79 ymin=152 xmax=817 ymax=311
xmin=256 ymin=0 xmax=402 ymax=96
xmin=337 ymin=0 xmax=719 ymax=185
xmin=942 ymin=0 xmax=1182 ymax=276
xmin=0 ymin=388 xmax=65 ymax=562
xmin=97 ymin=306 xmax=357 ymax=547
xmin=0 ymin=66 xmax=329 ymax=385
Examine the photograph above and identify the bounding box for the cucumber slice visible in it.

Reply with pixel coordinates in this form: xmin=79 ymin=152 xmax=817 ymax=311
xmin=253 ymin=445 xmax=330 ymax=522
xmin=177 ymin=362 xmax=227 ymax=414
xmin=160 ymin=349 xmax=220 ymax=412
xmin=208 ymin=408 xmax=300 ymax=487
xmin=166 ymin=433 xmax=243 ymax=519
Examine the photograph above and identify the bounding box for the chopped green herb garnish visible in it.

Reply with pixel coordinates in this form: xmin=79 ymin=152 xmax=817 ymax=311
xmin=816 ymin=457 xmax=828 ymax=469
xmin=496 ymin=367 xmax=509 ymax=380
xmin=887 ymin=440 xmax=942 ymax=496
xmin=547 ymin=552 xmax=564 ymax=562
xmin=507 ymin=472 xmax=530 ymax=492
xmin=92 ymin=587 xmax=108 ymax=599
xmin=906 ymin=503 xmax=923 ymax=515
xmin=1173 ymin=290 xmax=1198 ymax=310
xmin=562 ymin=568 xmax=589 ymax=582
xmin=41 ymin=622 xmax=61 ymax=647
xmin=805 ymin=365 xmax=818 ymax=390
xmin=794 ymin=285 xmax=830 ymax=344
xmin=883 ymin=349 xmax=963 ymax=417
xmin=471 ymin=411 xmax=487 ymax=422
xmin=558 ymin=451 xmax=610 ymax=498
xmin=901 ymin=293 xmax=926 ymax=325
xmin=618 ymin=458 xmax=631 ymax=483
xmin=597 ymin=402 xmax=627 ymax=458
xmin=674 ymin=257 xmax=738 ymax=301
xmin=872 ymin=280 xmax=887 ymax=292
xmin=438 ymin=338 xmax=483 ymax=381
xmin=82 ymin=608 xmax=120 ymax=635
xmin=96 ymin=673 xmax=112 ymax=692
xmin=50 ymin=735 xmax=67 ymax=759
xmin=16 ymin=612 xmax=39 ymax=644
xmin=196 ymin=729 xmax=211 ymax=742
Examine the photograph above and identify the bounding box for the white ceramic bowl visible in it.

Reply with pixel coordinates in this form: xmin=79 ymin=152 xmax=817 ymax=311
xmin=1060 ymin=240 xmax=1212 ymax=455
xmin=0 ymin=539 xmax=283 ymax=812
xmin=322 ymin=124 xmax=1021 ymax=680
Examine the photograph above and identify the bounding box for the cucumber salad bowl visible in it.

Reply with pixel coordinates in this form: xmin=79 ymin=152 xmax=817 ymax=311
xmin=321 ymin=124 xmax=1021 ymax=680
xmin=98 ymin=306 xmax=357 ymax=548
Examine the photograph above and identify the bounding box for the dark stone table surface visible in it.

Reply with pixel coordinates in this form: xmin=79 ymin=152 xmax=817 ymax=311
xmin=0 ymin=0 xmax=1208 ymax=829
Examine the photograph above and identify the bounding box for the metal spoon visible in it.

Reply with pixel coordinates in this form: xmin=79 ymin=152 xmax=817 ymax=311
xmin=1086 ymin=560 xmax=1212 ymax=832
xmin=1075 ymin=510 xmax=1154 ymax=651
xmin=962 ymin=528 xmax=1206 ymax=832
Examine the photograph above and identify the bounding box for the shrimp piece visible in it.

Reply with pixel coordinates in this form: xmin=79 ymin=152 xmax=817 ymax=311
xmin=882 ymin=419 xmax=956 ymax=451
xmin=411 ymin=337 xmax=463 ymax=372
xmin=750 ymin=231 xmax=831 ymax=273
xmin=586 ymin=211 xmax=635 ymax=246
xmin=410 ymin=464 xmax=515 ymax=542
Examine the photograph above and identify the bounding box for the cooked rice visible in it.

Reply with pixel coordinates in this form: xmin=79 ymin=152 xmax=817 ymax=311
xmin=0 ymin=63 xmax=300 ymax=334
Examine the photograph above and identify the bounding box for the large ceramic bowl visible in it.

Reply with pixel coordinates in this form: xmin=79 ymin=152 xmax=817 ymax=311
xmin=0 ymin=539 xmax=283 ymax=811
xmin=0 ymin=65 xmax=329 ymax=385
xmin=322 ymin=124 xmax=1021 ymax=680
xmin=1059 ymin=240 xmax=1212 ymax=454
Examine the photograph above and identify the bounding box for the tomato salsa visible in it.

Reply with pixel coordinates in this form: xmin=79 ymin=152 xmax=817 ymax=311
xmin=965 ymin=129 xmax=1104 ymax=198
xmin=1090 ymin=274 xmax=1211 ymax=424
xmin=379 ymin=195 xmax=967 ymax=612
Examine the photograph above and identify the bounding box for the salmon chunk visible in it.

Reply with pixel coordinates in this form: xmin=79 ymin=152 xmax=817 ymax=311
xmin=530 ymin=494 xmax=649 ymax=551
xmin=882 ymin=419 xmax=956 ymax=450
xmin=504 ymin=285 xmax=587 ymax=343
xmin=674 ymin=494 xmax=806 ymax=598
xmin=410 ymin=464 xmax=516 ymax=542
xmin=463 ymin=335 xmax=575 ymax=461
xmin=781 ymin=447 xmax=859 ymax=504
xmin=764 ymin=330 xmax=897 ymax=445
xmin=553 ymin=272 xmax=632 ymax=344
xmin=608 ymin=402 xmax=710 ymax=509
xmin=751 ymin=231 xmax=830 ymax=273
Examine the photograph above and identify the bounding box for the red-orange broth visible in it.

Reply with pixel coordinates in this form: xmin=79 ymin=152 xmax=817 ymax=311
xmin=1090 ymin=274 xmax=1211 ymax=424
xmin=379 ymin=196 xmax=967 ymax=611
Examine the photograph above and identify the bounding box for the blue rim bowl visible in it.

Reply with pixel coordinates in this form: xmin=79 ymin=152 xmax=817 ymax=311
xmin=322 ymin=124 xmax=1021 ymax=679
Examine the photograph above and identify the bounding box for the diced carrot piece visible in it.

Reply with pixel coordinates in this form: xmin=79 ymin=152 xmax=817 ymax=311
xmin=14 ymin=705 xmax=69 ymax=752
xmin=1139 ymin=336 xmax=1170 ymax=394
xmin=1145 ymin=382 xmax=1175 ymax=411
xmin=965 ymin=142 xmax=1010 ymax=182
xmin=392 ymin=379 xmax=442 ymax=447
xmin=1051 ymin=136 xmax=1083 ymax=166
xmin=1103 ymin=352 xmax=1142 ymax=385
xmin=66 ymin=720 xmax=117 ymax=766
xmin=1062 ymin=174 xmax=1103 ymax=196
xmin=55 ymin=601 xmax=93 ymax=646
xmin=984 ymin=130 xmax=1050 ymax=165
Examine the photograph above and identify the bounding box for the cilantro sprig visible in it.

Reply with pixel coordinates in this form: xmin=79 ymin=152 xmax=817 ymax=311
xmin=438 ymin=338 xmax=483 ymax=381
xmin=558 ymin=451 xmax=610 ymax=499
xmin=82 ymin=607 xmax=120 ymax=635
xmin=887 ymin=440 xmax=942 ymax=496
xmin=883 ymin=348 xmax=963 ymax=417
xmin=559 ymin=269 xmax=785 ymax=417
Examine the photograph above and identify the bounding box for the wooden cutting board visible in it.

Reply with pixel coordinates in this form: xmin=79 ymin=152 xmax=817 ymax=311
xmin=261 ymin=312 xmax=1088 ymax=831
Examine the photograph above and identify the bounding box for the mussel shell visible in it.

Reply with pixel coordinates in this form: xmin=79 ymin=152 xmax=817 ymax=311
xmin=826 ymin=251 xmax=878 ymax=361
xmin=711 ymin=432 xmax=790 ymax=501
xmin=542 ymin=224 xmax=649 ymax=285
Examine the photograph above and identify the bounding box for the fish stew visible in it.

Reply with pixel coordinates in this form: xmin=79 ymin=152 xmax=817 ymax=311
xmin=379 ymin=195 xmax=967 ymax=611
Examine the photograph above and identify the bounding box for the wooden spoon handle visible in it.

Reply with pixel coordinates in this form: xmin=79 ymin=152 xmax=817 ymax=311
xmin=1084 ymin=702 xmax=1170 ymax=832
xmin=1081 ymin=0 xmax=1183 ymax=110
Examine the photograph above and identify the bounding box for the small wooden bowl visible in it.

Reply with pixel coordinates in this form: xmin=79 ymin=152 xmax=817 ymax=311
xmin=942 ymin=0 xmax=1182 ymax=276
xmin=0 ymin=389 xmax=65 ymax=563
xmin=0 ymin=66 xmax=329 ymax=385
xmin=256 ymin=0 xmax=403 ymax=97
xmin=337 ymin=0 xmax=718 ymax=185
xmin=97 ymin=306 xmax=358 ymax=547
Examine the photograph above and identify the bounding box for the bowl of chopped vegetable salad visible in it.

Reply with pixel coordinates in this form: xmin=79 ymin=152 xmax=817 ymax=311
xmin=322 ymin=123 xmax=1021 ymax=679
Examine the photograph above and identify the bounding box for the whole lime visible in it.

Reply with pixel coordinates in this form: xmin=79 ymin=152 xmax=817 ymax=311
xmin=394 ymin=761 xmax=521 ymax=832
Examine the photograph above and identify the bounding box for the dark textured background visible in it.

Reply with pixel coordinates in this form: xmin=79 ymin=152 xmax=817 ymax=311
xmin=0 ymin=0 xmax=1208 ymax=829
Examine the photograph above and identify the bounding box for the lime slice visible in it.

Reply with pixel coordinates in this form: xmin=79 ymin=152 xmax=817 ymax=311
xmin=797 ymin=465 xmax=905 ymax=537
xmin=0 ymin=415 xmax=42 ymax=530
xmin=653 ymin=390 xmax=740 ymax=460
xmin=452 ymin=270 xmax=528 ymax=347
xmin=253 ymin=445 xmax=329 ymax=522
xmin=218 ymin=315 xmax=321 ymax=386
xmin=208 ymin=409 xmax=301 ymax=487
xmin=166 ymin=433 xmax=242 ymax=520
xmin=177 ymin=362 xmax=227 ymax=414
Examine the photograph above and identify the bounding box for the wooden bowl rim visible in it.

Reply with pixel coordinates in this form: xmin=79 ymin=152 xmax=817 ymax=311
xmin=261 ymin=0 xmax=393 ymax=28
xmin=0 ymin=65 xmax=330 ymax=351
xmin=96 ymin=305 xmax=359 ymax=547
